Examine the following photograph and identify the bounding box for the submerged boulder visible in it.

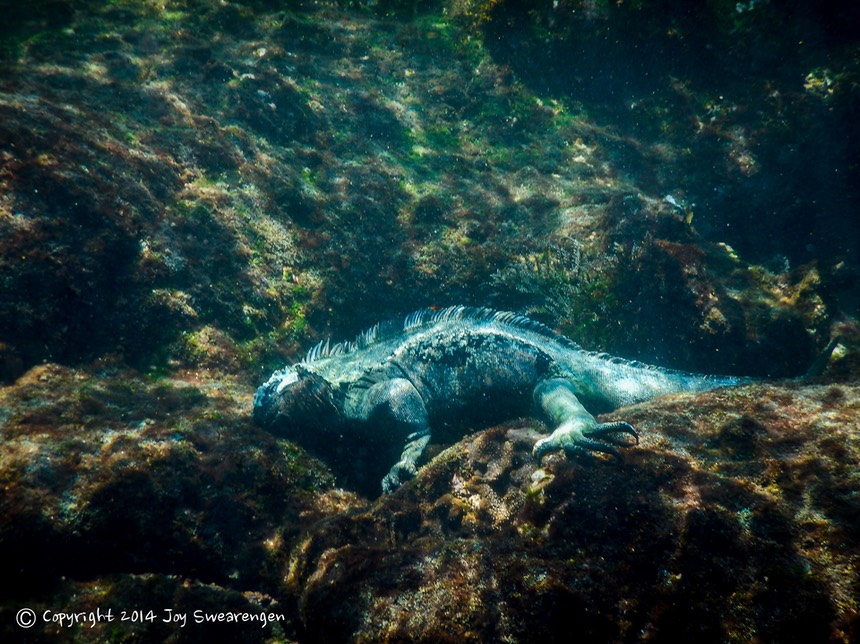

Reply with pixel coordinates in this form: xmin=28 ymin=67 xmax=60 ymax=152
xmin=0 ymin=364 xmax=342 ymax=608
xmin=287 ymin=379 xmax=860 ymax=642
xmin=0 ymin=355 xmax=858 ymax=641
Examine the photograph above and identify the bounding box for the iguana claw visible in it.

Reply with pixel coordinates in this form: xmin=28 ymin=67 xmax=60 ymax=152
xmin=382 ymin=460 xmax=418 ymax=494
xmin=533 ymin=420 xmax=638 ymax=464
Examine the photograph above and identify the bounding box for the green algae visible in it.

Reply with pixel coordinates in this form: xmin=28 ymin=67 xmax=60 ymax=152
xmin=0 ymin=3 xmax=857 ymax=641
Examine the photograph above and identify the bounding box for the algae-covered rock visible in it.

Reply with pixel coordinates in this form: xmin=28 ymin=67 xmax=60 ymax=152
xmin=1 ymin=351 xmax=857 ymax=641
xmin=287 ymin=379 xmax=860 ymax=642
xmin=0 ymin=0 xmax=852 ymax=380
xmin=0 ymin=1 xmax=857 ymax=641
xmin=0 ymin=364 xmax=339 ymax=606
xmin=477 ymin=0 xmax=860 ymax=270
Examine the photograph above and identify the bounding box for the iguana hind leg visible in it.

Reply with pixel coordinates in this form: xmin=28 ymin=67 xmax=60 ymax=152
xmin=532 ymin=378 xmax=638 ymax=463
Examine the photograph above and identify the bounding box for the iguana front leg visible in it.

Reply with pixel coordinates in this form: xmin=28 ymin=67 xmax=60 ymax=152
xmin=383 ymin=430 xmax=431 ymax=494
xmin=532 ymin=378 xmax=638 ymax=463
xmin=353 ymin=378 xmax=431 ymax=494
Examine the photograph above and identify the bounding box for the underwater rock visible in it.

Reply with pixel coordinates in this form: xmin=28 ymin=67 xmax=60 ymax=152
xmin=0 ymin=1 xmax=857 ymax=639
xmin=1 ymin=0 xmax=851 ymax=382
xmin=605 ymin=194 xmax=823 ymax=377
xmin=1 ymin=356 xmax=857 ymax=641
xmin=0 ymin=364 xmax=339 ymax=612
xmin=230 ymin=70 xmax=322 ymax=146
xmin=287 ymin=379 xmax=860 ymax=642
xmin=477 ymin=0 xmax=860 ymax=268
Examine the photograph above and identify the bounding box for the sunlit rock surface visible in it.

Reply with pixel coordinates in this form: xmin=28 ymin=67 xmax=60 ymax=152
xmin=289 ymin=378 xmax=860 ymax=642
xmin=0 ymin=0 xmax=858 ymax=641
xmin=1 ymin=357 xmax=858 ymax=641
xmin=1 ymin=1 xmax=855 ymax=381
xmin=0 ymin=364 xmax=344 ymax=596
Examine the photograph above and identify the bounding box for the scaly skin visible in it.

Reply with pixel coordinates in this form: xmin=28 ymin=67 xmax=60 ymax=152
xmin=253 ymin=306 xmax=755 ymax=494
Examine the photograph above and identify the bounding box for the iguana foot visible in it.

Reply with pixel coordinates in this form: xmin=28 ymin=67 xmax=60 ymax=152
xmin=533 ymin=420 xmax=638 ymax=464
xmin=382 ymin=460 xmax=418 ymax=494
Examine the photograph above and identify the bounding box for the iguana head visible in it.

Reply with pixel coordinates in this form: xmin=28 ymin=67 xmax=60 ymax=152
xmin=252 ymin=365 xmax=339 ymax=433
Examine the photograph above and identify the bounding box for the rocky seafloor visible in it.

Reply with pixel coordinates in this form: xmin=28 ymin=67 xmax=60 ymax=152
xmin=1 ymin=0 xmax=859 ymax=641
xmin=1 ymin=355 xmax=859 ymax=642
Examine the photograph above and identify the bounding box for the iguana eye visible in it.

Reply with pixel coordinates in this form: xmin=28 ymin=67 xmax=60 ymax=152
xmin=275 ymin=368 xmax=300 ymax=393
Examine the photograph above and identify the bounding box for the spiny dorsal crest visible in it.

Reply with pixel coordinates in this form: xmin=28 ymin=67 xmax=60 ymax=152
xmin=302 ymin=305 xmax=582 ymax=363
xmin=299 ymin=306 xmax=735 ymax=380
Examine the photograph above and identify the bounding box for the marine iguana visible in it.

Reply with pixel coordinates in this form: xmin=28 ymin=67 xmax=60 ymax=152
xmin=252 ymin=306 xmax=813 ymax=494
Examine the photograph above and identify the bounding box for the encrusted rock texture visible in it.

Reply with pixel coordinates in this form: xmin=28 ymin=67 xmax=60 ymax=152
xmin=1 ymin=0 xmax=859 ymax=641
xmin=1 ymin=0 xmax=856 ymax=381
xmin=287 ymin=378 xmax=860 ymax=643
xmin=1 ymin=361 xmax=859 ymax=641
